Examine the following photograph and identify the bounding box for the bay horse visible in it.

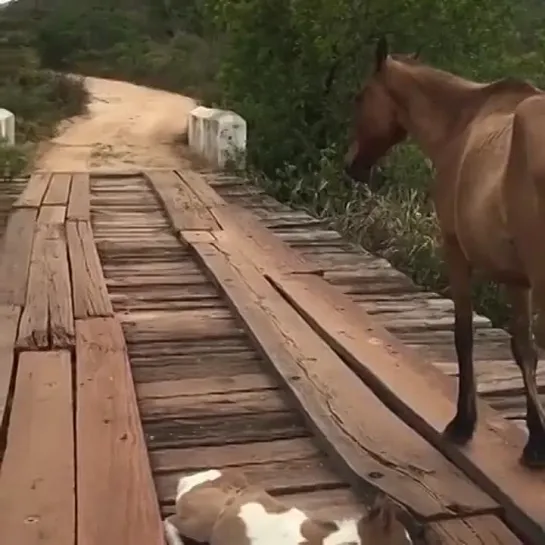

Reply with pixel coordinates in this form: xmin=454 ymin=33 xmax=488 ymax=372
xmin=345 ymin=36 xmax=545 ymax=467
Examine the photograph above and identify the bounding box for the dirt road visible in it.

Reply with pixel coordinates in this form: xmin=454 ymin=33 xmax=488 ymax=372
xmin=35 ymin=76 xmax=198 ymax=171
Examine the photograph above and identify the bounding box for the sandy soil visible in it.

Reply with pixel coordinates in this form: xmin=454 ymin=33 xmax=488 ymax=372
xmin=35 ymin=76 xmax=198 ymax=171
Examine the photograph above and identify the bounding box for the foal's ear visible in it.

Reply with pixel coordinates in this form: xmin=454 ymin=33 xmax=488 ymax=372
xmin=375 ymin=35 xmax=389 ymax=72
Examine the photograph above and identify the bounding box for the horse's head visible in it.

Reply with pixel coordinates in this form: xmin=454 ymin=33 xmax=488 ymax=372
xmin=358 ymin=495 xmax=414 ymax=545
xmin=345 ymin=37 xmax=417 ymax=182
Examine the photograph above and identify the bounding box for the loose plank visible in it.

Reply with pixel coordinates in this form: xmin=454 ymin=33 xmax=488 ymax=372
xmin=0 ymin=351 xmax=74 ymax=545
xmin=13 ymin=172 xmax=51 ymax=208
xmin=189 ymin=238 xmax=497 ymax=520
xmin=0 ymin=208 xmax=37 ymax=305
xmin=175 ymin=168 xmax=322 ymax=274
xmin=66 ymin=220 xmax=113 ymax=318
xmin=17 ymin=206 xmax=74 ymax=349
xmin=17 ymin=222 xmax=49 ymax=349
xmin=67 ymin=172 xmax=90 ymax=221
xmin=145 ymin=169 xmax=220 ymax=231
xmin=0 ymin=304 xmax=20 ymax=437
xmin=43 ymin=173 xmax=72 ymax=206
xmin=76 ymin=317 xmax=163 ymax=545
xmin=268 ymin=271 xmax=545 ymax=544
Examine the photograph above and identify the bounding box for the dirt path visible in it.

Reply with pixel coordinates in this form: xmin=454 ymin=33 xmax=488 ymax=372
xmin=35 ymin=76 xmax=198 ymax=171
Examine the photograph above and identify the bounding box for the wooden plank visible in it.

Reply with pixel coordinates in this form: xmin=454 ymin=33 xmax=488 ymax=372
xmin=17 ymin=206 xmax=74 ymax=350
xmin=76 ymin=317 xmax=163 ymax=545
xmin=0 ymin=351 xmax=74 ymax=545
xmin=188 ymin=238 xmax=498 ymax=520
xmin=156 ymin=457 xmax=345 ymax=503
xmin=137 ymin=372 xmax=277 ymax=400
xmin=145 ymin=410 xmax=309 ymax=449
xmin=0 ymin=304 xmax=20 ymax=437
xmin=267 ymin=271 xmax=545 ymax=544
xmin=150 ymin=438 xmax=322 ymax=473
xmin=13 ymin=172 xmax=51 ymax=208
xmin=175 ymin=168 xmax=322 ymax=274
xmin=428 ymin=515 xmax=523 ymax=545
xmin=47 ymin=223 xmax=75 ymax=348
xmin=0 ymin=208 xmax=37 ymax=305
xmin=66 ymin=220 xmax=113 ymax=318
xmin=145 ymin=169 xmax=220 ymax=231
xmin=118 ymin=309 xmax=241 ymax=343
xmin=179 ymin=230 xmax=217 ymax=244
xmin=176 ymin=168 xmax=228 ymax=207
xmin=67 ymin=172 xmax=90 ymax=221
xmin=214 ymin=209 xmax=323 ymax=274
xmin=17 ymin=225 xmax=48 ymax=349
xmin=43 ymin=173 xmax=72 ymax=206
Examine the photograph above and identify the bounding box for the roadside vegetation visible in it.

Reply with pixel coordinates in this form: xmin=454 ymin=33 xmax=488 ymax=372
xmin=0 ymin=7 xmax=89 ymax=178
xmin=4 ymin=0 xmax=545 ymax=326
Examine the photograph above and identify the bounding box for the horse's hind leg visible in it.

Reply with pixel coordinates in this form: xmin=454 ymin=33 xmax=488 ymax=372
xmin=506 ymin=285 xmax=545 ymax=467
xmin=442 ymin=240 xmax=477 ymax=444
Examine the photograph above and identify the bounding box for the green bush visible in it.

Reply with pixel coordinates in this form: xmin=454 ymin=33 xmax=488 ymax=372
xmin=206 ymin=0 xmax=545 ymax=327
xmin=0 ymin=8 xmax=89 ymax=173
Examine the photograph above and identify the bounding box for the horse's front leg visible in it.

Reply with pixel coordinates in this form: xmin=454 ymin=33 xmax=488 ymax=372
xmin=442 ymin=239 xmax=477 ymax=444
xmin=508 ymin=286 xmax=545 ymax=467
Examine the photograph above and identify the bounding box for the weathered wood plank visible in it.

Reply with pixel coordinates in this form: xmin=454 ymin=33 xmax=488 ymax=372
xmin=0 ymin=304 xmax=20 ymax=438
xmin=0 ymin=351 xmax=74 ymax=545
xmin=17 ymin=225 xmax=49 ymax=349
xmin=0 ymin=208 xmax=37 ymax=305
xmin=156 ymin=456 xmax=345 ymax=504
xmin=189 ymin=238 xmax=498 ymax=520
xmin=67 ymin=172 xmax=90 ymax=221
xmin=17 ymin=205 xmax=74 ymax=349
xmin=43 ymin=173 xmax=72 ymax=206
xmin=13 ymin=172 xmax=51 ymax=208
xmin=179 ymin=230 xmax=217 ymax=244
xmin=267 ymin=271 xmax=545 ymax=544
xmin=175 ymin=168 xmax=322 ymax=274
xmin=177 ymin=168 xmax=227 ymax=207
xmin=150 ymin=438 xmax=322 ymax=474
xmin=145 ymin=169 xmax=220 ymax=231
xmin=76 ymin=317 xmax=163 ymax=545
xmin=428 ymin=515 xmax=523 ymax=545
xmin=66 ymin=220 xmax=113 ymax=318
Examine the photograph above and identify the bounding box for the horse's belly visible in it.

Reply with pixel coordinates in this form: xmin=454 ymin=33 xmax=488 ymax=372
xmin=455 ymin=180 xmax=525 ymax=282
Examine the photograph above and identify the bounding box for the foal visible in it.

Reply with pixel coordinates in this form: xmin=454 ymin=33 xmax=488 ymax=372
xmin=163 ymin=468 xmax=413 ymax=545
xmin=345 ymin=36 xmax=545 ymax=467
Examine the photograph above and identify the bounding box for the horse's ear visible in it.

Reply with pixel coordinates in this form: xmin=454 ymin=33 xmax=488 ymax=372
xmin=375 ymin=36 xmax=388 ymax=72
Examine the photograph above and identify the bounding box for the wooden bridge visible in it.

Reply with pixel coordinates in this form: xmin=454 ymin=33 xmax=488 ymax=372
xmin=0 ymin=168 xmax=544 ymax=545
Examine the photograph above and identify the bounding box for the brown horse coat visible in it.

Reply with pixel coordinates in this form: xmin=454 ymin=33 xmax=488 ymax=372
xmin=346 ymin=37 xmax=545 ymax=467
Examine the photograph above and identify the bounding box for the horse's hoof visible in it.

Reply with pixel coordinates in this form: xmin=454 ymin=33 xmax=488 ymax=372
xmin=442 ymin=417 xmax=475 ymax=445
xmin=520 ymin=441 xmax=545 ymax=469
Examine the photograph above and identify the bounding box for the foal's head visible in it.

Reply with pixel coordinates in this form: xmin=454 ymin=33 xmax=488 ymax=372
xmin=345 ymin=37 xmax=418 ymax=182
xmin=357 ymin=495 xmax=414 ymax=545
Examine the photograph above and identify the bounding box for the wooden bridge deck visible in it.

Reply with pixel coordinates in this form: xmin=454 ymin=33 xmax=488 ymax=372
xmin=0 ymin=169 xmax=544 ymax=545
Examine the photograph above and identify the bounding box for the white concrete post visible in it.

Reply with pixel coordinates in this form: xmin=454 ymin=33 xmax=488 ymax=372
xmin=0 ymin=108 xmax=15 ymax=146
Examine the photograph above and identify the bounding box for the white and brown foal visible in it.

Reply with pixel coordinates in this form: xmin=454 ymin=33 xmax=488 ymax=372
xmin=163 ymin=469 xmax=413 ymax=545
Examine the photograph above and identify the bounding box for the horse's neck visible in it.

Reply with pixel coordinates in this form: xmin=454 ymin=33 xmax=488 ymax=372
xmin=385 ymin=62 xmax=485 ymax=161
